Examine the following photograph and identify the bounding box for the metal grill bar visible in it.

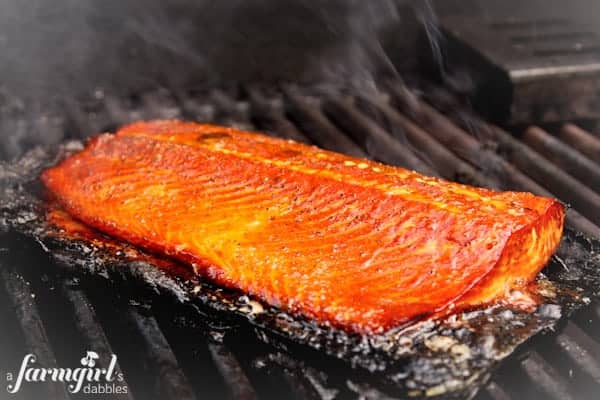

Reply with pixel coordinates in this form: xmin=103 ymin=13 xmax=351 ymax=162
xmin=523 ymin=126 xmax=600 ymax=190
xmin=559 ymin=124 xmax=600 ymax=164
xmin=174 ymin=90 xmax=217 ymax=123
xmin=283 ymin=89 xmax=367 ymax=158
xmin=60 ymin=284 xmax=134 ymax=400
xmin=276 ymin=365 xmax=325 ymax=400
xmin=0 ymin=267 xmax=69 ymax=399
xmin=247 ymin=88 xmax=311 ymax=143
xmin=355 ymin=95 xmax=497 ymax=188
xmin=128 ymin=307 xmax=197 ymax=400
xmin=141 ymin=89 xmax=182 ymax=120
xmin=264 ymin=352 xmax=343 ymax=400
xmin=209 ymin=90 xmax=252 ymax=128
xmin=323 ymin=97 xmax=438 ymax=175
xmin=520 ymin=352 xmax=576 ymax=400
xmin=63 ymin=96 xmax=111 ymax=138
xmin=555 ymin=321 xmax=600 ymax=384
xmin=483 ymin=382 xmax=512 ymax=400
xmin=207 ymin=343 xmax=258 ymax=400
xmin=104 ymin=94 xmax=145 ymax=126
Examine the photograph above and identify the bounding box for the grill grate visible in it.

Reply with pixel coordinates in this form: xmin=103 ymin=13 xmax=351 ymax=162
xmin=0 ymin=83 xmax=599 ymax=399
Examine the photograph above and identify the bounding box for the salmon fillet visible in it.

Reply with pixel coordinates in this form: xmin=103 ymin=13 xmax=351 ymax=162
xmin=41 ymin=120 xmax=565 ymax=333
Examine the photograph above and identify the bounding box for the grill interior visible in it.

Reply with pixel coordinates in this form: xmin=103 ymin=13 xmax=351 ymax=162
xmin=0 ymin=82 xmax=599 ymax=400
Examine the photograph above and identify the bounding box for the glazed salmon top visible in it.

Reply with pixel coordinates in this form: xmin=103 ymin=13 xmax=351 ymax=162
xmin=42 ymin=120 xmax=564 ymax=333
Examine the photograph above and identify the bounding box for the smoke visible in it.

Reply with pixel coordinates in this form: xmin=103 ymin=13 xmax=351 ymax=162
xmin=0 ymin=0 xmax=428 ymax=101
xmin=0 ymin=0 xmax=449 ymax=161
xmin=0 ymin=0 xmax=201 ymax=99
xmin=414 ymin=1 xmax=444 ymax=75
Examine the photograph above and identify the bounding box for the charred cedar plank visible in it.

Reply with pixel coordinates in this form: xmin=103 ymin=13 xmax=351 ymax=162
xmin=42 ymin=120 xmax=564 ymax=334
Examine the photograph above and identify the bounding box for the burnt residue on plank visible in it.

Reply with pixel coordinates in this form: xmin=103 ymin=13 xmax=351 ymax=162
xmin=1 ymin=143 xmax=599 ymax=399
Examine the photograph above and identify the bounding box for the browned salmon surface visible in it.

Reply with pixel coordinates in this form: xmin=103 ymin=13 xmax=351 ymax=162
xmin=41 ymin=120 xmax=565 ymax=333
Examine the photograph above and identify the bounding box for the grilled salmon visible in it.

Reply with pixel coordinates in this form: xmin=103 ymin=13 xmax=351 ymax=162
xmin=41 ymin=120 xmax=565 ymax=333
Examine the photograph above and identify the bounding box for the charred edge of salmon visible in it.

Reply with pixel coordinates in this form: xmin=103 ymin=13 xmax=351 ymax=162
xmin=40 ymin=120 xmax=566 ymax=334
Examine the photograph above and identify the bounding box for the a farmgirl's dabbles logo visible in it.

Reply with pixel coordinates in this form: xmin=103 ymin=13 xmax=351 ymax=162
xmin=5 ymin=351 xmax=128 ymax=395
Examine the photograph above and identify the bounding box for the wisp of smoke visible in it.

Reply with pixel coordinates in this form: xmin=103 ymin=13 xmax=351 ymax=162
xmin=0 ymin=0 xmax=427 ymax=101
